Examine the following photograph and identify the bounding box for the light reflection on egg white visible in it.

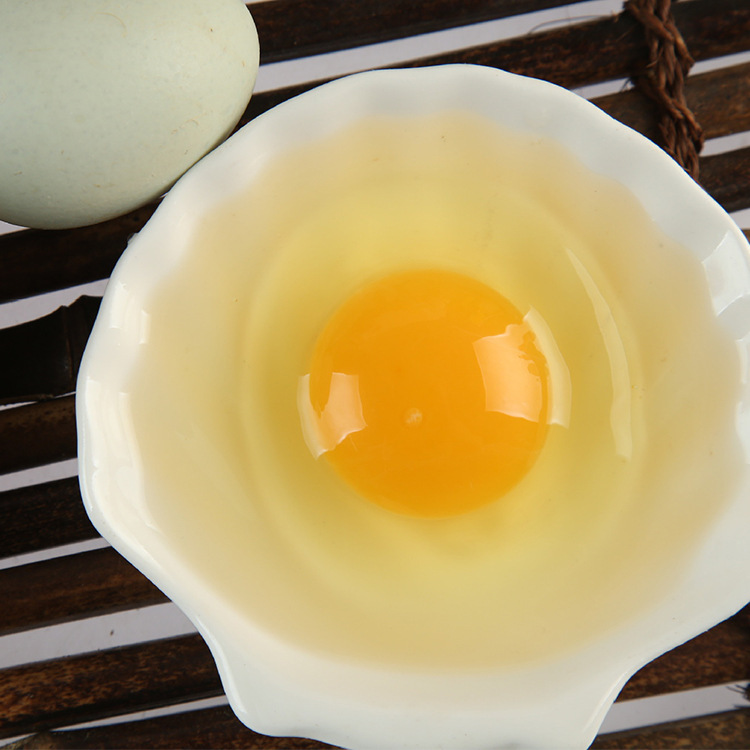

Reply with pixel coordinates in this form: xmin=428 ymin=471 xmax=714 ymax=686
xmin=473 ymin=323 xmax=545 ymax=421
xmin=566 ymin=246 xmax=633 ymax=460
xmin=297 ymin=372 xmax=366 ymax=458
xmin=523 ymin=308 xmax=572 ymax=428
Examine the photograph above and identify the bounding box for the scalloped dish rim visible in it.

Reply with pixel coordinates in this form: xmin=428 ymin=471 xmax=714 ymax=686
xmin=77 ymin=65 xmax=750 ymax=750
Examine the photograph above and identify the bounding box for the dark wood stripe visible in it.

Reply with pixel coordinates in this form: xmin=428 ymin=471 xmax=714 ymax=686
xmin=701 ymin=146 xmax=750 ymax=214
xmin=595 ymin=60 xmax=750 ymax=147
xmin=0 ymin=296 xmax=100 ymax=406
xmin=5 ymin=704 xmax=332 ymax=748
xmin=592 ymin=707 xmax=750 ymax=749
xmin=251 ymin=0 xmax=750 ymax=78
xmin=0 ymin=204 xmax=154 ymax=305
xmin=0 ymin=476 xmax=97 ymax=559
xmin=0 ymin=547 xmax=167 ymax=637
xmin=251 ymin=0 xmax=584 ymax=64
xmin=0 ymin=395 xmax=76 ymax=476
xmin=0 ymin=634 xmax=222 ymax=740
xmin=397 ymin=0 xmax=750 ymax=89
xmin=621 ymin=603 xmax=750 ymax=701
xmin=242 ymin=0 xmax=750 ymax=124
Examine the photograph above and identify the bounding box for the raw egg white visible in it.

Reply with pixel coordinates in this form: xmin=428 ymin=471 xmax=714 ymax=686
xmin=0 ymin=0 xmax=259 ymax=229
xmin=126 ymin=110 xmax=743 ymax=670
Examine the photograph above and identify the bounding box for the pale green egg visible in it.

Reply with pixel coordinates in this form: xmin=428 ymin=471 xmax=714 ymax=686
xmin=0 ymin=0 xmax=259 ymax=229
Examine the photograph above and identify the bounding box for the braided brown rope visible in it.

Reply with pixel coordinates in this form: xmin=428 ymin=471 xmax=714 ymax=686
xmin=624 ymin=0 xmax=705 ymax=180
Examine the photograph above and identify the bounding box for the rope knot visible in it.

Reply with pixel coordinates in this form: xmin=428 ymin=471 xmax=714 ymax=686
xmin=625 ymin=0 xmax=704 ymax=180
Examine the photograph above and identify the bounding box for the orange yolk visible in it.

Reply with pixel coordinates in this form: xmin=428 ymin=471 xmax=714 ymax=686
xmin=302 ymin=269 xmax=549 ymax=518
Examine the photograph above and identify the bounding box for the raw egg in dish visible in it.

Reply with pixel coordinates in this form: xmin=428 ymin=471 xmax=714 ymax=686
xmin=78 ymin=66 xmax=750 ymax=750
xmin=117 ymin=105 xmax=741 ymax=669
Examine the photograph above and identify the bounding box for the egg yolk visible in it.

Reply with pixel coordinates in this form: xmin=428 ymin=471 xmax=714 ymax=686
xmin=302 ymin=269 xmax=549 ymax=517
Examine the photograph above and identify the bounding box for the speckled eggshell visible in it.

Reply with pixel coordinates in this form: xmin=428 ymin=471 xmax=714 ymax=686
xmin=0 ymin=0 xmax=259 ymax=229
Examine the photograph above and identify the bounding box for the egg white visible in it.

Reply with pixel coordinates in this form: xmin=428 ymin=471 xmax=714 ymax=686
xmin=127 ymin=111 xmax=744 ymax=669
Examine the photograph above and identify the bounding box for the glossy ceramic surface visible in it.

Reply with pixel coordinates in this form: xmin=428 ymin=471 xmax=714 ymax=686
xmin=78 ymin=65 xmax=750 ymax=750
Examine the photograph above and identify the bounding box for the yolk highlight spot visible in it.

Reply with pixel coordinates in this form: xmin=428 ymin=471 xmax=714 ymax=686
xmin=301 ymin=269 xmax=550 ymax=517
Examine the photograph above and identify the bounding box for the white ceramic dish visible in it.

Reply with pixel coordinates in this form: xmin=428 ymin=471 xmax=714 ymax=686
xmin=78 ymin=65 xmax=750 ymax=749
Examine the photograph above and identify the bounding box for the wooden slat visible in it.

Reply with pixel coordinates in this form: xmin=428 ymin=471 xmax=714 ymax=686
xmin=251 ymin=0 xmax=750 ymax=86
xmin=0 ymin=477 xmax=97 ymax=559
xmin=701 ymin=146 xmax=750 ymax=215
xmin=0 ymin=547 xmax=166 ymax=637
xmin=0 ymin=395 xmax=76 ymax=476
xmin=241 ymin=0 xmax=750 ymax=125
xmin=0 ymin=635 xmax=222 ymax=741
xmin=592 ymin=707 xmax=750 ymax=749
xmin=237 ymin=56 xmax=750 ymax=139
xmin=402 ymin=0 xmax=750 ymax=89
xmin=5 ymin=705 xmax=331 ymax=749
xmin=0 ymin=606 xmax=747 ymax=740
xmin=595 ymin=61 xmax=750 ymax=146
xmin=620 ymin=604 xmax=750 ymax=701
xmin=0 ymin=297 xmax=100 ymax=406
xmin=251 ymin=0 xmax=583 ymax=64
xmin=0 ymin=204 xmax=153 ymax=305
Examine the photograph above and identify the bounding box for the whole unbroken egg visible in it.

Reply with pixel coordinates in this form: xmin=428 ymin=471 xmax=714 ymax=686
xmin=0 ymin=0 xmax=259 ymax=230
